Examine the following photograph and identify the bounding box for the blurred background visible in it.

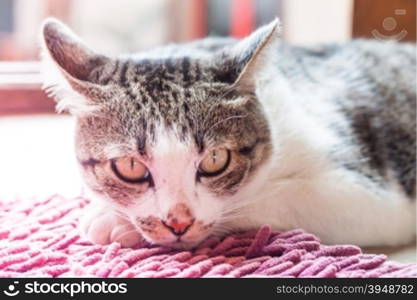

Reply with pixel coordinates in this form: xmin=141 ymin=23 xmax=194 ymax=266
xmin=0 ymin=0 xmax=415 ymax=199
xmin=1 ymin=0 xmax=416 ymax=61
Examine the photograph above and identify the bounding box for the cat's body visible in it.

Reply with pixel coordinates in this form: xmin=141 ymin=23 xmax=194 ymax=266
xmin=222 ymin=40 xmax=417 ymax=246
xmin=41 ymin=19 xmax=416 ymax=249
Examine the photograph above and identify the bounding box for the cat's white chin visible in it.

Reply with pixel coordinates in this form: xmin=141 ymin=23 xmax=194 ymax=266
xmin=140 ymin=233 xmax=208 ymax=250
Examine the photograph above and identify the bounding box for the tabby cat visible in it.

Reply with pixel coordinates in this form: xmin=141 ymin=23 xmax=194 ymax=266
xmin=41 ymin=18 xmax=416 ymax=249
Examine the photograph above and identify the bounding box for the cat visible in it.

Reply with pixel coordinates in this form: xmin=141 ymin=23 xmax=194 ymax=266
xmin=40 ymin=18 xmax=416 ymax=249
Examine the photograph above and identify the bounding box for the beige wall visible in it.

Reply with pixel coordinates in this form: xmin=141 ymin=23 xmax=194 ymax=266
xmin=282 ymin=0 xmax=354 ymax=45
xmin=72 ymin=0 xmax=170 ymax=54
xmin=12 ymin=0 xmax=170 ymax=55
xmin=14 ymin=0 xmax=46 ymax=48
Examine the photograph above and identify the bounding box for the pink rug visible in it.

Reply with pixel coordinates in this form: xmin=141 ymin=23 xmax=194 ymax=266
xmin=0 ymin=195 xmax=416 ymax=278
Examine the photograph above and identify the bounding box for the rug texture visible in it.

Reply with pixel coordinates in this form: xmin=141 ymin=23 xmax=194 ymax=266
xmin=0 ymin=195 xmax=416 ymax=278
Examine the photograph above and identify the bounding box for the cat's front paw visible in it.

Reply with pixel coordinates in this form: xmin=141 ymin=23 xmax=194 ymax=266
xmin=79 ymin=206 xmax=141 ymax=248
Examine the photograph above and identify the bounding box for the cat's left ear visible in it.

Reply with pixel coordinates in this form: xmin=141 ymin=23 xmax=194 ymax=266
xmin=40 ymin=18 xmax=114 ymax=114
xmin=220 ymin=19 xmax=281 ymax=91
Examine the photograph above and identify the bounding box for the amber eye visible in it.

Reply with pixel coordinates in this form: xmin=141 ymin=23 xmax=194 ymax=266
xmin=111 ymin=157 xmax=150 ymax=183
xmin=198 ymin=148 xmax=231 ymax=177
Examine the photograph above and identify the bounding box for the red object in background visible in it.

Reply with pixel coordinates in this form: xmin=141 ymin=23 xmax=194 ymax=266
xmin=189 ymin=0 xmax=207 ymax=39
xmin=230 ymin=0 xmax=255 ymax=38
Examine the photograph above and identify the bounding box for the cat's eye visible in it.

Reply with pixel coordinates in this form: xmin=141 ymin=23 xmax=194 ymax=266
xmin=198 ymin=148 xmax=231 ymax=177
xmin=111 ymin=157 xmax=150 ymax=183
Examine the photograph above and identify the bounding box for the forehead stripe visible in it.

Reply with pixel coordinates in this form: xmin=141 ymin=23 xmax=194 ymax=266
xmin=137 ymin=136 xmax=147 ymax=156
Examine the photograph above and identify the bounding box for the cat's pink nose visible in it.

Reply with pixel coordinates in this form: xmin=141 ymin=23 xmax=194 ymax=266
xmin=162 ymin=218 xmax=194 ymax=236
xmin=162 ymin=203 xmax=195 ymax=236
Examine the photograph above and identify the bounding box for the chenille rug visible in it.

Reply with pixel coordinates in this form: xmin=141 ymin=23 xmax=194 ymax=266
xmin=0 ymin=195 xmax=415 ymax=278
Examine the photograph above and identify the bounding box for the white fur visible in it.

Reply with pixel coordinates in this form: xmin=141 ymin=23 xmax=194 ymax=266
xmin=226 ymin=72 xmax=416 ymax=247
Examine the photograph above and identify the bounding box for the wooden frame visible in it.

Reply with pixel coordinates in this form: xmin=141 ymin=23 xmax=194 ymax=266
xmin=0 ymin=62 xmax=55 ymax=115
xmin=0 ymin=0 xmax=72 ymax=116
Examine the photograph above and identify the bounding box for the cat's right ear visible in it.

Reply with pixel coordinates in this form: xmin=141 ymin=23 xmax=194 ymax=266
xmin=215 ymin=19 xmax=281 ymax=94
xmin=40 ymin=18 xmax=114 ymax=115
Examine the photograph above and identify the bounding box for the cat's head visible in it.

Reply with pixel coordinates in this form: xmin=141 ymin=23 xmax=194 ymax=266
xmin=41 ymin=18 xmax=279 ymax=248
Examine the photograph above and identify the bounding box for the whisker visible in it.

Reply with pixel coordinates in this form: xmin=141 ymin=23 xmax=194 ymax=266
xmin=112 ymin=210 xmax=131 ymax=221
xmin=205 ymin=114 xmax=248 ymax=136
xmin=211 ymin=224 xmax=237 ymax=237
